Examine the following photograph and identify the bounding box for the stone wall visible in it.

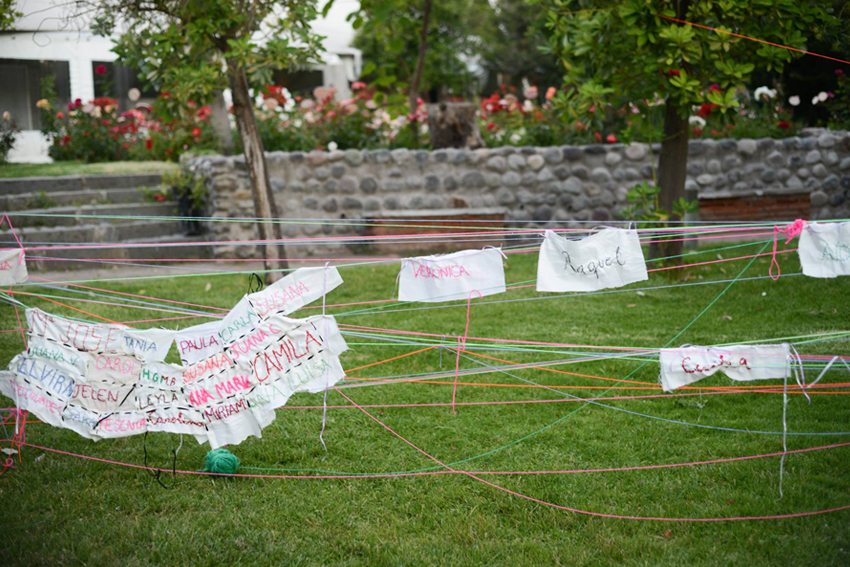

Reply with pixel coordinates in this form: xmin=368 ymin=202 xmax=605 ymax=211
xmin=186 ymin=129 xmax=850 ymax=258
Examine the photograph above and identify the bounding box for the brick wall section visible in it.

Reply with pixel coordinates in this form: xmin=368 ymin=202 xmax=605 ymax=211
xmin=185 ymin=129 xmax=850 ymax=258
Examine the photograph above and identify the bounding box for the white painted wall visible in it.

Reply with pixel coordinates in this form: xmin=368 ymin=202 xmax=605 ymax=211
xmin=3 ymin=0 xmax=363 ymax=162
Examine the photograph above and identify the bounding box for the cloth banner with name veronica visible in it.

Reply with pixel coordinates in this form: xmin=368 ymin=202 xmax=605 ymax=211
xmin=659 ymin=344 xmax=791 ymax=391
xmin=798 ymin=222 xmax=850 ymax=278
xmin=536 ymin=229 xmax=648 ymax=292
xmin=398 ymin=247 xmax=506 ymax=303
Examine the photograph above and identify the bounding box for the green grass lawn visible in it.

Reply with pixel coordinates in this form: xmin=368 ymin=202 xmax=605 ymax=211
xmin=0 ymin=161 xmax=177 ymax=179
xmin=1 ymin=243 xmax=849 ymax=566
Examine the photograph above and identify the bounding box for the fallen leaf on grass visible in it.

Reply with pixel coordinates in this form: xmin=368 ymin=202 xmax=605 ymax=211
xmin=721 ymin=315 xmax=733 ymax=321
xmin=205 ymin=282 xmax=212 ymax=292
xmin=627 ymin=304 xmax=637 ymax=308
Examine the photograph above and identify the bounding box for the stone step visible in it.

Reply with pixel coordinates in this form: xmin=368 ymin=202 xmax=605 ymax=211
xmin=2 ymin=202 xmax=178 ymax=229
xmin=23 ymin=234 xmax=213 ymax=272
xmin=2 ymin=187 xmax=167 ymax=212
xmin=0 ymin=173 xmax=164 ymax=195
xmin=0 ymin=219 xmax=186 ymax=246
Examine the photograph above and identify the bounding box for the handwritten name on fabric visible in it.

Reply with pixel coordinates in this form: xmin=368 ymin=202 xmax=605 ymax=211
xmin=659 ymin=344 xmax=791 ymax=391
xmin=247 ymin=266 xmax=343 ymax=319
xmin=0 ymin=248 xmax=27 ymax=285
xmin=798 ymin=222 xmax=850 ymax=278
xmin=175 ymin=320 xmax=222 ymax=365
xmin=26 ymin=308 xmax=125 ymax=354
xmin=0 ymin=307 xmax=349 ymax=448
xmin=398 ymin=248 xmax=506 ymax=303
xmin=536 ymin=229 xmax=648 ymax=292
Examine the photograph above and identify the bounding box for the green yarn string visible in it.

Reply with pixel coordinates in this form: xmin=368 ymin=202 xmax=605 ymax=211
xmin=200 ymin=448 xmax=241 ymax=475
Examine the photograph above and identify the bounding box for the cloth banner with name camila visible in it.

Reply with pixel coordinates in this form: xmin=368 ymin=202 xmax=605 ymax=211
xmin=0 ymin=305 xmax=348 ymax=448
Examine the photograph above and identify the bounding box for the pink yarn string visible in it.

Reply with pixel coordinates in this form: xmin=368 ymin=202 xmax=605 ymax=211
xmin=770 ymin=219 xmax=807 ymax=281
xmin=452 ymin=289 xmax=483 ymax=414
xmin=334 ymin=389 xmax=850 ymax=522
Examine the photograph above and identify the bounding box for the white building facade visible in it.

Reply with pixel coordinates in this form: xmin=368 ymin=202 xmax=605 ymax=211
xmin=0 ymin=0 xmax=361 ymax=162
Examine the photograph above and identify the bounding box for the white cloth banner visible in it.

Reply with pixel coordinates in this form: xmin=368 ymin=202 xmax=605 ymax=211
xmin=4 ymin=293 xmax=351 ymax=448
xmin=536 ymin=229 xmax=648 ymax=292
xmin=247 ymin=267 xmax=343 ymax=319
xmin=798 ymin=222 xmax=850 ymax=278
xmin=398 ymin=248 xmax=506 ymax=303
xmin=218 ymin=296 xmax=260 ymax=346
xmin=174 ymin=320 xmax=223 ymax=365
xmin=0 ymin=248 xmax=27 ymax=285
xmin=660 ymin=344 xmax=791 ymax=391
xmin=122 ymin=328 xmax=174 ymax=363
xmin=26 ymin=308 xmax=125 ymax=354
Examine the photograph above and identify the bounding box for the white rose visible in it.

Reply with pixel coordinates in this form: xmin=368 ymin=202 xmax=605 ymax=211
xmin=788 ymin=95 xmax=800 ymax=107
xmin=688 ymin=115 xmax=706 ymax=128
xmin=327 ymin=141 xmax=338 ymax=151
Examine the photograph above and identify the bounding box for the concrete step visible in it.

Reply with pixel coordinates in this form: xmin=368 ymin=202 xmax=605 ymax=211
xmin=0 ymin=173 xmax=164 ymax=195
xmin=2 ymin=202 xmax=178 ymax=229
xmin=0 ymin=219 xmax=186 ymax=246
xmin=2 ymin=187 xmax=168 ymax=212
xmin=24 ymin=234 xmax=214 ymax=272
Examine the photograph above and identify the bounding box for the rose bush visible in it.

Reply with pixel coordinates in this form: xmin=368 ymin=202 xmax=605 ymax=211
xmin=41 ymin=91 xmax=217 ymax=163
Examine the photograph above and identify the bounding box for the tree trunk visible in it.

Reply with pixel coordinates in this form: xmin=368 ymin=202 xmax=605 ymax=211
xmin=650 ymin=0 xmax=692 ymax=264
xmin=227 ymin=62 xmax=288 ymax=283
xmin=650 ymin=98 xmax=689 ymax=263
xmin=210 ymin=90 xmax=234 ymax=155
xmin=427 ymin=102 xmax=485 ymax=149
xmin=407 ymin=0 xmax=432 ymax=147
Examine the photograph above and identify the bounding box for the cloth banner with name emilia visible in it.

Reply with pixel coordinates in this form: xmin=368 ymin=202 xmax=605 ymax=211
xmin=0 ymin=305 xmax=348 ymax=448
xmin=798 ymin=221 xmax=850 ymax=278
xmin=0 ymin=248 xmax=28 ymax=285
xmin=659 ymin=344 xmax=791 ymax=391
xmin=398 ymin=247 xmax=506 ymax=303
xmin=537 ymin=229 xmax=648 ymax=292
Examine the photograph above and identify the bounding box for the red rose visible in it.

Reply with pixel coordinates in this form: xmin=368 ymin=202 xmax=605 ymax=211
xmin=56 ymin=111 xmax=64 ymax=119
xmin=709 ymin=84 xmax=722 ymax=93
xmin=145 ymin=138 xmax=153 ymax=150
xmin=777 ymin=121 xmax=790 ymax=129
xmin=593 ymin=132 xmax=602 ymax=141
xmin=192 ymin=127 xmax=201 ymax=137
xmin=95 ymin=64 xmax=107 ymax=75
xmin=74 ymin=98 xmax=82 ymax=107
xmin=606 ymin=133 xmax=617 ymax=143
xmin=668 ymin=69 xmax=681 ymax=76
xmin=486 ymin=122 xmax=496 ymax=131
xmin=692 ymin=128 xmax=703 ymax=137
xmin=166 ymin=148 xmax=173 ymax=154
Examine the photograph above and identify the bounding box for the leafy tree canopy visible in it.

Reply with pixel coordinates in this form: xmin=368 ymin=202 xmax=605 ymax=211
xmin=88 ymin=0 xmax=327 ymax=109
xmin=351 ymin=0 xmax=495 ymax=98
xmin=542 ymin=0 xmax=840 ymax=119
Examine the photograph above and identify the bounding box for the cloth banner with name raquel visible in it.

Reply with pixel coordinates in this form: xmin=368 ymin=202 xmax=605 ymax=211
xmin=536 ymin=229 xmax=648 ymax=292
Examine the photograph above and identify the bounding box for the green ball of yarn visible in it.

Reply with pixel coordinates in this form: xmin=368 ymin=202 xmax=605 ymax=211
xmin=201 ymin=448 xmax=241 ymax=475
